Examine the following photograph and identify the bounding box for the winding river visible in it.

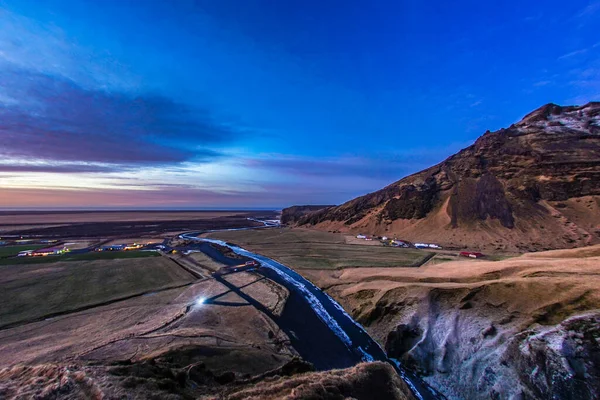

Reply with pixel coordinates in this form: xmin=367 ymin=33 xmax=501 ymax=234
xmin=181 ymin=229 xmax=443 ymax=400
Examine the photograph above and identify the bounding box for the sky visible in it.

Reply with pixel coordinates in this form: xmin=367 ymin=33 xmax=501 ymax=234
xmin=1 ymin=0 xmax=599 ymax=209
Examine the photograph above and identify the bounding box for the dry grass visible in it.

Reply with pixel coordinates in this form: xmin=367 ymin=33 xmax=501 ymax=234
xmin=207 ymin=228 xmax=430 ymax=269
xmin=227 ymin=361 xmax=415 ymax=400
xmin=0 ymin=257 xmax=194 ymax=327
xmin=520 ymin=243 xmax=600 ymax=259
xmin=0 ymin=364 xmax=103 ymax=400
xmin=299 ymin=245 xmax=600 ymax=399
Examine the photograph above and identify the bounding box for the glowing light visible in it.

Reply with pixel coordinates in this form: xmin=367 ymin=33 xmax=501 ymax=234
xmin=196 ymin=297 xmax=206 ymax=306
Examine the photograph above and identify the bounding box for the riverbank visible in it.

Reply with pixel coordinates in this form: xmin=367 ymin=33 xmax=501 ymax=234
xmin=190 ymin=234 xmax=442 ymax=399
xmin=206 ymin=228 xmax=600 ymax=399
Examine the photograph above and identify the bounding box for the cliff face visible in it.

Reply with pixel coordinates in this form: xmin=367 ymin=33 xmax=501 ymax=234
xmin=304 ymin=245 xmax=600 ymax=400
xmin=298 ymin=102 xmax=600 ymax=251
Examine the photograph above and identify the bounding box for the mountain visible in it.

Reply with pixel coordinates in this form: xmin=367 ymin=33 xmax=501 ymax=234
xmin=280 ymin=205 xmax=333 ymax=225
xmin=293 ymin=102 xmax=600 ymax=252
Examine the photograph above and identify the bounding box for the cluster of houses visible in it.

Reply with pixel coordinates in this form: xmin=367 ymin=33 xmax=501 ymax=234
xmin=355 ymin=234 xmax=441 ymax=249
xmin=414 ymin=243 xmax=443 ymax=249
xmin=355 ymin=233 xmax=486 ymax=259
xmin=96 ymin=243 xmax=144 ymax=252
xmin=18 ymin=245 xmax=70 ymax=257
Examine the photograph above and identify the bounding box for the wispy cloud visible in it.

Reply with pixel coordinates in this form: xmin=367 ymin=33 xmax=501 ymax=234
xmin=0 ymin=8 xmax=139 ymax=91
xmin=575 ymin=1 xmax=600 ymax=18
xmin=558 ymin=49 xmax=588 ymax=60
xmin=0 ymin=163 xmax=120 ymax=174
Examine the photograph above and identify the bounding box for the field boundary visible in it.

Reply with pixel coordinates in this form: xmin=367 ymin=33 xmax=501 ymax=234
xmin=0 ymin=281 xmax=196 ymax=332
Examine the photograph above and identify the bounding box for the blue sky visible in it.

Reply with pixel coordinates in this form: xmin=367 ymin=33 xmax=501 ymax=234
xmin=1 ymin=0 xmax=599 ymax=208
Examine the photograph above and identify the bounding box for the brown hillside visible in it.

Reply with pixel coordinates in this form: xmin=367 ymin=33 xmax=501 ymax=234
xmin=296 ymin=102 xmax=600 ymax=252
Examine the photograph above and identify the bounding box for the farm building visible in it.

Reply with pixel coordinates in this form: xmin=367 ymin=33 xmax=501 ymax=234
xmin=460 ymin=251 xmax=485 ymax=259
xmin=32 ymin=246 xmax=69 ymax=256
xmin=98 ymin=244 xmax=126 ymax=251
xmin=415 ymin=243 xmax=442 ymax=249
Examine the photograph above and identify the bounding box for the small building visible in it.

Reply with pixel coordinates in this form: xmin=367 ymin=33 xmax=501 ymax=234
xmin=460 ymin=251 xmax=485 ymax=259
xmin=98 ymin=244 xmax=126 ymax=252
xmin=32 ymin=246 xmax=69 ymax=256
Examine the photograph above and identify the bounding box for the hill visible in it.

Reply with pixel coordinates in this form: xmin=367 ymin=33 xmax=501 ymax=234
xmin=294 ymin=102 xmax=600 ymax=252
xmin=280 ymin=205 xmax=333 ymax=225
xmin=301 ymin=244 xmax=600 ymax=399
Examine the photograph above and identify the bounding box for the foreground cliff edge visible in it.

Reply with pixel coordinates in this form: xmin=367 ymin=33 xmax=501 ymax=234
xmin=302 ymin=244 xmax=600 ymax=399
xmin=207 ymin=227 xmax=600 ymax=399
xmin=289 ymin=102 xmax=600 ymax=252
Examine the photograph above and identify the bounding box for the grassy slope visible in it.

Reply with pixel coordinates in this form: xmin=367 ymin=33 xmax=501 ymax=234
xmin=207 ymin=228 xmax=429 ymax=269
xmin=0 ymin=256 xmax=194 ymax=327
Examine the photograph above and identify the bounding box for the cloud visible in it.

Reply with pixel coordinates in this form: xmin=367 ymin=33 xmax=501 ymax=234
xmin=576 ymin=1 xmax=600 ymax=18
xmin=0 ymin=163 xmax=120 ymax=173
xmin=558 ymin=49 xmax=588 ymax=60
xmin=0 ymin=68 xmax=234 ymax=166
xmin=243 ymin=149 xmax=463 ymax=182
xmin=0 ymin=185 xmax=341 ymax=209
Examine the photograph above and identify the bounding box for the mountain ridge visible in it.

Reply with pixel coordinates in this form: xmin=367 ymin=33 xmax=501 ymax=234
xmin=290 ymin=102 xmax=600 ymax=252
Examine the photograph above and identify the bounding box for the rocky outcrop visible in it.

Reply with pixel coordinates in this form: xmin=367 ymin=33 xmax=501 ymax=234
xmin=321 ymin=246 xmax=600 ymax=399
xmin=0 ymin=360 xmax=417 ymax=400
xmin=297 ymin=102 xmax=600 ymax=251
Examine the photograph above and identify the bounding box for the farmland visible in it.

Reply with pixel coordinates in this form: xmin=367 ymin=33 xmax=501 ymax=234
xmin=0 ymin=249 xmax=160 ymax=265
xmin=206 ymin=228 xmax=431 ymax=269
xmin=0 ymin=256 xmax=195 ymax=328
xmin=0 ymin=244 xmax=47 ymax=258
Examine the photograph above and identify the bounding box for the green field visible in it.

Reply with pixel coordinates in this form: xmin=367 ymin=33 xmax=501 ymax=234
xmin=0 ymin=250 xmax=159 ymax=265
xmin=207 ymin=228 xmax=430 ymax=269
xmin=0 ymin=256 xmax=195 ymax=328
xmin=0 ymin=245 xmax=47 ymax=258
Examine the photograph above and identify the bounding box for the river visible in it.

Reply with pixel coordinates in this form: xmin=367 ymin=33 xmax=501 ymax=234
xmin=181 ymin=231 xmax=443 ymax=400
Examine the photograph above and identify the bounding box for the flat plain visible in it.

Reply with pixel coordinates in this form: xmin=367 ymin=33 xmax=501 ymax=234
xmin=0 ymin=210 xmax=250 ymax=225
xmin=207 ymin=227 xmax=431 ymax=269
xmin=0 ymin=249 xmax=160 ymax=265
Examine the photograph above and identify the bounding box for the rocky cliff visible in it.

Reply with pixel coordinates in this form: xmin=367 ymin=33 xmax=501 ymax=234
xmin=297 ymin=102 xmax=600 ymax=251
xmin=304 ymin=245 xmax=600 ymax=399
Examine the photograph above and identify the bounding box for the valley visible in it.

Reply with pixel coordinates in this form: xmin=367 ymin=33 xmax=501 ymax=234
xmin=208 ymin=227 xmax=600 ymax=399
